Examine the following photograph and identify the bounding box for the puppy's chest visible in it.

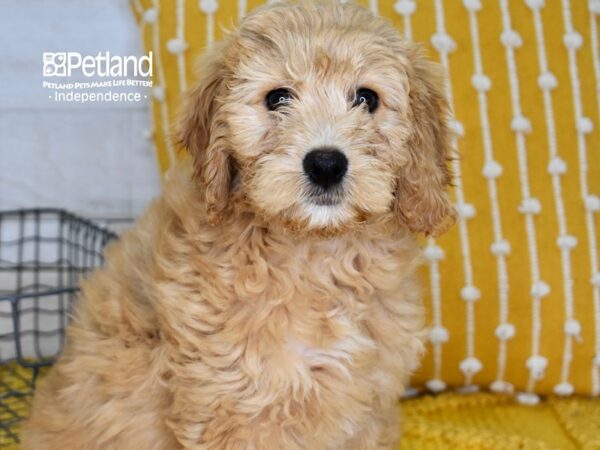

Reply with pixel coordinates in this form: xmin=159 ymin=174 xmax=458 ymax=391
xmin=250 ymin=237 xmax=400 ymax=302
xmin=277 ymin=302 xmax=402 ymax=407
xmin=221 ymin=233 xmax=412 ymax=359
xmin=266 ymin=242 xmax=403 ymax=370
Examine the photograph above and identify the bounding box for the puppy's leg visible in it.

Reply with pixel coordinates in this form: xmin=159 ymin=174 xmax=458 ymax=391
xmin=166 ymin=377 xmax=346 ymax=450
xmin=168 ymin=406 xmax=313 ymax=450
xmin=22 ymin=340 xmax=178 ymax=450
xmin=21 ymin=367 xmax=92 ymax=450
xmin=343 ymin=406 xmax=402 ymax=450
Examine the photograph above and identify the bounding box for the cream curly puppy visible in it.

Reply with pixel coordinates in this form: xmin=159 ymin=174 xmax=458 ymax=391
xmin=23 ymin=1 xmax=455 ymax=449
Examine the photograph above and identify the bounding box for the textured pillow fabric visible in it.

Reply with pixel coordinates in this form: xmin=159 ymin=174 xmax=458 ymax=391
xmin=131 ymin=0 xmax=600 ymax=400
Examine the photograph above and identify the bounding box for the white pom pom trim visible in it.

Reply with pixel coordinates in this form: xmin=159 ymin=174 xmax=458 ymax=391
xmin=490 ymin=380 xmax=514 ymax=394
xmin=590 ymin=0 xmax=600 ymax=14
xmin=461 ymin=285 xmax=481 ymax=302
xmin=394 ymin=0 xmax=416 ymax=16
xmin=516 ymin=392 xmax=540 ymax=405
xmin=142 ymin=8 xmax=158 ymax=24
xmin=471 ymin=74 xmax=492 ymax=92
xmin=483 ymin=160 xmax=503 ymax=179
xmin=591 ymin=272 xmax=600 ymax=287
xmin=585 ymin=195 xmax=600 ymax=212
xmin=594 ymin=354 xmax=600 ymax=367
xmin=519 ymin=198 xmax=542 ymax=215
xmin=491 ymin=239 xmax=511 ymax=256
xmin=198 ymin=0 xmax=219 ymax=14
xmin=424 ymin=244 xmax=445 ymax=262
xmin=563 ymin=31 xmax=583 ymax=50
xmin=429 ymin=326 xmax=449 ymax=344
xmin=538 ymin=72 xmax=558 ymax=90
xmin=511 ymin=115 xmax=532 ymax=133
xmin=554 ymin=382 xmax=574 ymax=396
xmin=459 ymin=357 xmax=483 ymax=376
xmin=463 ymin=0 xmax=482 ymax=12
xmin=501 ymin=30 xmax=523 ymax=48
xmin=526 ymin=355 xmax=548 ymax=370
xmin=556 ymin=234 xmax=577 ymax=250
xmin=530 ymin=280 xmax=550 ymax=298
xmin=577 ymin=117 xmax=594 ymax=134
xmin=166 ymin=38 xmax=188 ymax=54
xmin=526 ymin=355 xmax=548 ymax=379
xmin=455 ymin=202 xmax=476 ymax=219
xmin=495 ymin=323 xmax=516 ymax=340
xmin=426 ymin=379 xmax=447 ymax=393
xmin=525 ymin=0 xmax=545 ymax=10
xmin=564 ymin=318 xmax=581 ymax=336
xmin=431 ymin=32 xmax=457 ymax=53
xmin=547 ymin=157 xmax=567 ymax=175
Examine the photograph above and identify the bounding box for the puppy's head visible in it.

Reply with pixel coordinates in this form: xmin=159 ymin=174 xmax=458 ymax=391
xmin=177 ymin=1 xmax=455 ymax=236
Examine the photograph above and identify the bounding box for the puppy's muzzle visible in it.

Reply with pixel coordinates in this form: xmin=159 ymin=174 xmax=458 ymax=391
xmin=303 ymin=148 xmax=348 ymax=190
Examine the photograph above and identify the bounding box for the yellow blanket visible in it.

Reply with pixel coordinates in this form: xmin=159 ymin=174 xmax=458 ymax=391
xmin=402 ymin=392 xmax=599 ymax=449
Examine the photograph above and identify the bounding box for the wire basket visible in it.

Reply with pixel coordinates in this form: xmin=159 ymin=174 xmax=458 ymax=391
xmin=0 ymin=209 xmax=117 ymax=446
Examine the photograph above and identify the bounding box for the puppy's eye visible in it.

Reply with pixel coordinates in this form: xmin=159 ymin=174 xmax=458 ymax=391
xmin=265 ymin=88 xmax=293 ymax=111
xmin=353 ymin=88 xmax=379 ymax=113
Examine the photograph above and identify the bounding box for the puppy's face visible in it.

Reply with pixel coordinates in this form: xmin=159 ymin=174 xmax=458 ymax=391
xmin=178 ymin=1 xmax=455 ymax=236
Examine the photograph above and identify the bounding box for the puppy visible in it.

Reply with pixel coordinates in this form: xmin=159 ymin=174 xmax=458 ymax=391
xmin=23 ymin=1 xmax=454 ymax=448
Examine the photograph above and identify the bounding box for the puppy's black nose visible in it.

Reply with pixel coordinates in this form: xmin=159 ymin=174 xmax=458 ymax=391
xmin=303 ymin=148 xmax=348 ymax=190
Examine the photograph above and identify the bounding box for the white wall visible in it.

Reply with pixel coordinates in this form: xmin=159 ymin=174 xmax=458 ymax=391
xmin=0 ymin=0 xmax=161 ymax=221
xmin=0 ymin=1 xmax=161 ymax=360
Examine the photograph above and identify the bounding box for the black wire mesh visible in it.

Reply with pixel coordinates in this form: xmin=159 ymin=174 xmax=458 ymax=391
xmin=0 ymin=209 xmax=117 ymax=445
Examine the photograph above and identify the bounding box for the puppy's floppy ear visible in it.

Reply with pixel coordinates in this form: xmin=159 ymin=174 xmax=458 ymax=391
xmin=176 ymin=42 xmax=232 ymax=224
xmin=395 ymin=49 xmax=456 ymax=237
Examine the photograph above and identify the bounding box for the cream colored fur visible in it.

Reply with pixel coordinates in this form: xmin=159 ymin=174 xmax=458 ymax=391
xmin=23 ymin=2 xmax=454 ymax=448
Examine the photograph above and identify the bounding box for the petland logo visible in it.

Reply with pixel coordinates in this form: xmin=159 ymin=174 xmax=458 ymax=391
xmin=42 ymin=52 xmax=153 ymax=103
xmin=43 ymin=52 xmax=152 ymax=78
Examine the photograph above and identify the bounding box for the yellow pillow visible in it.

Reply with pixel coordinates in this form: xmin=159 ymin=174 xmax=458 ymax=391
xmin=131 ymin=0 xmax=600 ymax=399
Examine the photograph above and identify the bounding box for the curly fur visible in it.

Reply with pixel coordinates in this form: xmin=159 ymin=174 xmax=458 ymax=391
xmin=23 ymin=1 xmax=454 ymax=448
